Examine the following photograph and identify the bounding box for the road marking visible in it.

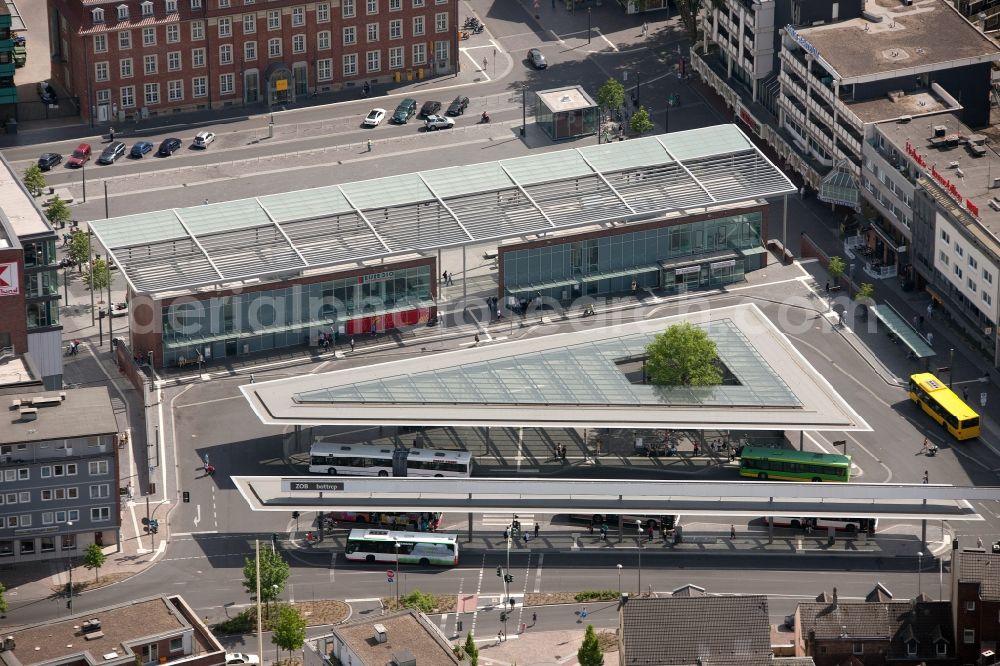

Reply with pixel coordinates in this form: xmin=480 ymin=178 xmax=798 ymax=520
xmin=330 ymin=552 xmax=336 ymax=582
xmin=193 ymin=504 xmax=201 ymax=527
xmin=460 ymin=49 xmax=491 ymax=81
xmin=532 ymin=553 xmax=544 ymax=593
xmin=549 ymin=29 xmax=565 ymax=45
xmin=595 ymin=28 xmax=618 ymax=52
xmin=344 ymin=597 xmax=381 ymax=602
xmin=171 ymin=531 xmax=219 ymax=536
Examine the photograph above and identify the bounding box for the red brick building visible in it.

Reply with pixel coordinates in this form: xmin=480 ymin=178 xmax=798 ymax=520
xmin=46 ymin=0 xmax=459 ymax=123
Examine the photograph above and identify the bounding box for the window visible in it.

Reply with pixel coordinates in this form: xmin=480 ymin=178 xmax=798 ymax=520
xmin=41 ymin=466 xmax=51 ymax=478
xmin=191 ymin=0 xmax=202 ymax=7
xmin=17 ymin=468 xmax=28 ymax=480
xmin=41 ymin=536 xmax=55 ymax=553
xmin=343 ymin=53 xmax=358 ymax=76
xmin=268 ymin=38 xmax=281 ymax=57
xmin=984 ymin=270 xmax=994 ymax=284
xmin=367 ymin=23 xmax=379 ymax=41
xmin=435 ymin=12 xmax=447 ymax=32
xmin=219 ymin=0 xmax=230 ymax=6
xmin=166 ymin=24 xmax=180 ymax=42
xmin=95 ymin=62 xmax=110 ymax=82
xmin=89 ymin=460 xmax=109 ymax=476
xmin=434 ymin=40 xmax=448 ymax=63
xmin=220 ymin=72 xmax=235 ymax=95
xmin=68 ymin=509 xmax=79 ymax=521
xmin=20 ymin=539 xmax=33 ymax=555
xmin=119 ymin=30 xmax=132 ymax=49
xmin=968 ymin=278 xmax=977 ymax=293
xmin=166 ymin=0 xmax=177 ymax=10
xmin=5 ymin=516 xmax=16 ymax=528
xmin=191 ymin=20 xmax=205 ymax=40
xmin=168 ymin=51 xmax=181 ymax=71
xmin=366 ymin=49 xmax=380 ymax=72
xmin=90 ymin=484 xmax=111 ymax=499
xmin=317 ymin=2 xmax=330 ymax=21
xmin=42 ymin=512 xmax=54 ymax=525
xmin=984 ymin=292 xmax=993 ymax=306
xmin=969 ymin=256 xmax=978 ymax=269
xmin=220 ymin=44 xmax=233 ymax=64
xmin=144 ymin=54 xmax=158 ymax=74
xmin=412 ymin=16 xmax=424 ymax=36
xmin=343 ymin=0 xmax=356 ymax=17
xmin=390 ymin=0 xmax=401 ymax=9
xmin=143 ymin=27 xmax=156 ymax=46
xmin=389 ymin=45 xmax=402 ymax=68
xmin=192 ymin=76 xmax=207 ymax=97
xmin=852 ymin=642 xmax=863 ymax=655
xmin=219 ymin=17 xmax=231 ymax=37
xmin=3 ymin=493 xmax=13 ymax=504
xmin=117 ymin=4 xmax=129 ymax=20
xmin=168 ymin=79 xmax=183 ymax=101
xmin=292 ymin=6 xmax=305 ymax=25
xmin=964 ymin=629 xmax=975 ymax=644
xmin=318 ymin=31 xmax=331 ymax=50
xmin=343 ymin=26 xmax=356 ymax=44
xmin=142 ymin=644 xmax=159 ymax=666
xmin=941 ymin=229 xmax=950 ymax=243
xmin=0 ymin=541 xmax=10 ymax=556
xmin=317 ymin=58 xmax=332 ymax=80
xmin=19 ymin=515 xmax=30 ymax=527
xmin=955 ymin=243 xmax=964 ymax=257
xmin=61 ymin=533 xmax=76 ymax=550
xmin=120 ymin=85 xmax=135 ymax=107
xmin=413 ymin=0 xmax=425 ymax=5
xmin=955 ymin=265 xmax=963 ymax=279
xmin=244 ymin=41 xmax=257 ymax=59
xmin=243 ymin=14 xmax=256 ymax=33
xmin=93 ymin=8 xmax=105 ymax=23
xmin=412 ymin=42 xmax=425 ymax=64
xmin=192 ymin=47 xmax=206 ymax=67
xmin=936 ymin=641 xmax=947 ymax=657
xmin=267 ymin=9 xmax=280 ymax=29
xmin=169 ymin=638 xmax=183 ymax=653
xmin=389 ymin=19 xmax=402 ymax=38
xmin=91 ymin=507 xmax=111 ymax=522
xmin=966 ymin=600 xmax=976 ymax=611
xmin=141 ymin=0 xmax=153 ymax=16
xmin=292 ymin=34 xmax=305 ymax=53
xmin=18 ymin=491 xmax=29 ymax=503
xmin=367 ymin=0 xmax=378 ymax=13
xmin=94 ymin=34 xmax=108 ymax=52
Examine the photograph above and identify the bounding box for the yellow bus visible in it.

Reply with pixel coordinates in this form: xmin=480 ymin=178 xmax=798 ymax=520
xmin=908 ymin=373 xmax=981 ymax=440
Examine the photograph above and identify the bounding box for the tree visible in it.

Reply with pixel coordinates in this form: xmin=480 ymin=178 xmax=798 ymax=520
xmin=463 ymin=632 xmax=479 ymax=666
xmin=595 ymin=78 xmax=625 ymax=114
xmin=645 ymin=322 xmax=722 ymax=386
xmin=828 ymin=255 xmax=846 ymax=280
xmin=84 ymin=257 xmax=112 ymax=297
xmin=45 ymin=196 xmax=72 ymax=229
xmin=630 ymin=106 xmax=654 ymax=136
xmin=855 ymin=283 xmax=875 ymax=303
xmin=577 ymin=624 xmax=604 ymax=666
xmin=83 ymin=543 xmax=107 ymax=582
xmin=270 ymin=604 xmax=306 ymax=661
xmin=0 ymin=581 xmax=8 ymax=616
xmin=674 ymin=0 xmax=724 ymax=44
xmin=242 ymin=546 xmax=290 ymax=611
xmin=67 ymin=232 xmax=91 ymax=274
xmin=23 ymin=164 xmax=46 ymax=197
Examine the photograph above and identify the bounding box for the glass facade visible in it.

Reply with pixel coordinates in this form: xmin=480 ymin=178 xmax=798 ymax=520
xmin=535 ymin=93 xmax=598 ymax=141
xmin=22 ymin=237 xmax=61 ymax=329
xmin=160 ymin=265 xmax=432 ymax=366
xmin=503 ymin=212 xmax=763 ymax=300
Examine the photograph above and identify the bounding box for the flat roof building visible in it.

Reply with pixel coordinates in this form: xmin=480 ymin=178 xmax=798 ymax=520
xmin=312 ymin=609 xmax=459 ymax=666
xmin=534 ymin=85 xmax=599 ymax=141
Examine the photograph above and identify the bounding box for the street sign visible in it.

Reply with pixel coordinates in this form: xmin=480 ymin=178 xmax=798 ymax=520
xmin=281 ymin=480 xmax=345 ymax=492
xmin=387 ymin=570 xmax=395 ymax=578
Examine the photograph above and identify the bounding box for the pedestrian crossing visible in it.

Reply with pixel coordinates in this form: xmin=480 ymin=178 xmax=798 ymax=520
xmin=482 ymin=513 xmax=535 ymax=528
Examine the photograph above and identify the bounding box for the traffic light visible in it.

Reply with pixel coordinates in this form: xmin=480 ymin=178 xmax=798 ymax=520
xmin=504 ymin=574 xmax=513 ymax=583
xmin=292 ymin=511 xmax=301 ymax=520
xmin=496 ymin=566 xmax=502 ymax=577
xmin=183 ymin=491 xmax=190 ymax=503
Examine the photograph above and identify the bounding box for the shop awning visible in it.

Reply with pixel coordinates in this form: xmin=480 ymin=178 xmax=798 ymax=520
xmin=578 ymin=263 xmax=661 ymax=282
xmin=659 ymin=249 xmax=740 ymax=271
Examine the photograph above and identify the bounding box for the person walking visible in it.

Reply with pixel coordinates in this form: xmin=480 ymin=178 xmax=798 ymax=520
xmin=534 ymin=523 xmax=539 ymax=538
xmin=647 ymin=524 xmax=654 ymax=542
xmin=349 ymin=338 xmax=355 ymax=352
xmin=923 ymin=470 xmax=929 ymax=484
xmin=963 ymin=387 xmax=970 ymax=402
xmin=442 ymin=270 xmax=448 ymax=285
xmin=109 ymin=127 xmax=115 ymax=141
xmin=474 ymin=333 xmax=480 ymax=345
xmin=532 ymin=611 xmax=537 ymax=625
xmin=600 ymin=522 xmax=608 ymax=540
xmin=503 ymin=526 xmax=509 ymax=541
xmin=730 ymin=524 xmax=736 ymax=539
xmin=927 ymin=331 xmax=934 ymax=346
xmin=825 ymin=281 xmax=830 ymax=295
xmin=448 ymin=272 xmax=454 ymax=286
xmin=367 ymin=138 xmax=372 ymax=152
xmin=920 ymin=437 xmax=930 ymax=454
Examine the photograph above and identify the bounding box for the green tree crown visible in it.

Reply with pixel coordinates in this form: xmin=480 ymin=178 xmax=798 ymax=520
xmin=271 ymin=604 xmax=306 ymax=656
xmin=463 ymin=632 xmax=479 ymax=666
xmin=0 ymin=582 xmax=8 ymax=615
xmin=644 ymin=322 xmax=722 ymax=386
xmin=595 ymin=78 xmax=625 ymax=112
xmin=630 ymin=106 xmax=654 ymax=136
xmin=242 ymin=546 xmax=290 ymax=604
xmin=83 ymin=543 xmax=107 ymax=581
xmin=45 ymin=197 xmax=71 ymax=227
xmin=828 ymin=256 xmax=846 ymax=280
xmin=85 ymin=258 xmax=113 ymax=292
xmin=855 ymin=283 xmax=875 ymax=302
xmin=23 ymin=164 xmax=46 ymax=197
xmin=577 ymin=624 xmax=604 ymax=666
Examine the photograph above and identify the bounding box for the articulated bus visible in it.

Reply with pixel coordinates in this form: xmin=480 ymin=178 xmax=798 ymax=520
xmin=329 ymin=512 xmax=442 ymax=532
xmin=344 ymin=529 xmax=459 ymax=566
xmin=739 ymin=447 xmax=851 ymax=482
xmin=308 ymin=442 xmax=473 ymax=477
xmin=769 ymin=517 xmax=878 ymax=534
xmin=908 ymin=372 xmax=981 ymax=440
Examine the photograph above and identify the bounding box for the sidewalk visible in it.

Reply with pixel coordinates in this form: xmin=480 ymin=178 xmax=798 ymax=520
xmin=475 ymin=628 xmax=591 ymax=666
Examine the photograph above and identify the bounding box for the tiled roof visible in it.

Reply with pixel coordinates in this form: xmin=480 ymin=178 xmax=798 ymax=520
xmin=864 ymin=582 xmax=893 ymax=603
xmin=958 ymin=550 xmax=1000 ymax=600
xmin=772 ymin=659 xmax=816 ymax=666
xmin=797 ymin=597 xmax=953 ymax=661
xmin=620 ymin=595 xmax=772 ymax=666
xmin=77 ymin=14 xmax=179 ymax=35
xmin=671 ymin=584 xmax=707 ymax=597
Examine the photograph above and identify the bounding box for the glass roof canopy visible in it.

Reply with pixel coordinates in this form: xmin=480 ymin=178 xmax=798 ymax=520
xmin=295 ymin=319 xmax=800 ymax=408
xmin=89 ymin=126 xmax=796 ymax=295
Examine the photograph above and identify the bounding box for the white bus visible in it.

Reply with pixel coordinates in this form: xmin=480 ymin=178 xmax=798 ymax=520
xmin=770 ymin=517 xmax=878 ymax=534
xmin=344 ymin=529 xmax=459 ymax=566
xmin=308 ymin=442 xmax=473 ymax=477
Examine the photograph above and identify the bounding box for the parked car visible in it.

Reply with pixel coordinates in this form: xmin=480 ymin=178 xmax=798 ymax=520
xmin=66 ymin=143 xmax=92 ymax=168
xmin=419 ymin=100 xmax=442 ymax=118
xmin=157 ymin=137 xmax=182 ymax=156
xmin=37 ymin=81 xmax=57 ymax=104
xmin=528 ymin=48 xmax=547 ymax=70
xmin=362 ymin=108 xmax=387 ymax=127
xmin=446 ymin=95 xmax=470 ymax=116
xmin=192 ymin=131 xmax=215 ymax=148
xmin=97 ymin=141 xmax=126 ymax=165
xmin=224 ymin=655 xmax=259 ymax=666
xmin=391 ymin=98 xmax=417 ymax=124
xmin=108 ymin=302 xmax=129 ymax=318
xmin=129 ymin=141 xmax=153 ymax=158
xmin=37 ymin=152 xmax=62 ymax=170
xmin=424 ymin=115 xmax=455 ymax=131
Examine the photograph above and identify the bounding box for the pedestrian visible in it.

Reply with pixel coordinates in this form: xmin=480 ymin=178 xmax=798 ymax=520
xmin=923 ymin=470 xmax=929 ymax=484
xmin=449 ymin=272 xmax=454 ymax=286
xmin=474 ymin=333 xmax=480 ymax=345
xmin=442 ymin=270 xmax=448 ymax=285
xmin=647 ymin=525 xmax=654 ymax=542
xmin=588 ymin=522 xmax=595 ymax=535
xmin=920 ymin=437 xmax=929 ymax=454
xmin=978 ymin=536 xmax=984 ymax=549
xmin=600 ymin=523 xmax=608 ymax=540
xmin=642 ymin=21 xmax=648 ymax=35
xmin=497 ymin=631 xmax=502 ymax=645
xmin=523 ymin=532 xmax=529 ymax=545
xmin=534 ymin=522 xmax=539 ymax=538
xmin=532 ymin=611 xmax=537 ymax=625
xmin=693 ymin=441 xmax=700 ymax=455
xmin=963 ymin=387 xmax=970 ymax=402
xmin=913 ymin=315 xmax=919 ymax=328
xmin=927 ymin=302 xmax=933 ymax=319
xmin=497 ymin=307 xmax=503 ymax=320
xmin=730 ymin=524 xmax=736 ymax=539
xmin=825 ymin=281 xmax=830 ymax=294
xmin=503 ymin=526 xmax=509 ymax=540
xmin=350 ymin=338 xmax=355 ymax=352
xmin=109 ymin=127 xmax=115 ymax=141
xmin=927 ymin=331 xmax=934 ymax=346
xmin=560 ymin=444 xmax=567 ymax=462
xmin=367 ymin=138 xmax=372 ymax=152
xmin=204 ymin=198 xmax=209 ymax=205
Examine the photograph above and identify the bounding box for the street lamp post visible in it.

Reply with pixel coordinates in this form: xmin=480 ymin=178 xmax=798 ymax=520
xmin=394 ymin=540 xmax=401 ymax=604
xmin=521 ymin=86 xmax=527 ymax=137
xmin=66 ymin=521 xmax=74 ymax=613
xmin=948 ymin=348 xmax=955 ymax=388
xmin=81 ymin=164 xmax=87 ymax=203
xmin=616 ymin=563 xmax=622 ymax=597
xmin=917 ymin=551 xmax=924 ymax=597
xmin=636 ymin=70 xmax=641 ymax=107
xmin=587 ymin=8 xmax=591 ymax=45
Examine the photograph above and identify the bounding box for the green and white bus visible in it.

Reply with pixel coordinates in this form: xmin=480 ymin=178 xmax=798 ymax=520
xmin=344 ymin=529 xmax=459 ymax=566
xmin=739 ymin=447 xmax=851 ymax=482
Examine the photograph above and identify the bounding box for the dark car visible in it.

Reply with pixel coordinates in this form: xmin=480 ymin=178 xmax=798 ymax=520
xmin=419 ymin=100 xmax=442 ymax=118
xmin=528 ymin=48 xmax=547 ymax=70
xmin=446 ymin=95 xmax=470 ymax=116
xmin=130 ymin=141 xmax=153 ymax=158
xmin=391 ymin=98 xmax=417 ymax=123
xmin=157 ymin=137 xmax=182 ymax=156
xmin=37 ymin=81 xmax=58 ymax=105
xmin=37 ymin=152 xmax=62 ymax=171
xmin=97 ymin=141 xmax=126 ymax=165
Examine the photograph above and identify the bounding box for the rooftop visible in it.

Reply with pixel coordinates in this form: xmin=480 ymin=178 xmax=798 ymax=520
xmin=620 ymin=594 xmax=772 ymax=666
xmin=792 ymin=0 xmax=1000 ymax=83
xmin=0 ymin=355 xmax=42 ymax=390
xmin=0 ymin=595 xmax=224 ymax=666
xmin=0 ymin=154 xmax=51 ymax=240
xmin=873 ymin=112 xmax=1000 ymax=242
xmin=0 ymin=386 xmax=118 ymax=445
xmin=325 ymin=609 xmax=459 ymax=666
xmin=847 ymin=88 xmax=957 ymax=124
xmin=536 ymin=86 xmax=597 ymax=112
xmin=240 ymin=303 xmax=871 ymax=431
xmin=957 ymin=549 xmax=1000 ymax=600
xmin=88 ymin=126 xmax=795 ymax=295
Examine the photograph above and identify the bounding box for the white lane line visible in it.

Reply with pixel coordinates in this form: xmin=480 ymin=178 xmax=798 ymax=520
xmin=171 ymin=531 xmax=219 ymax=536
xmin=532 ymin=553 xmax=544 ymax=593
xmin=330 ymin=552 xmax=336 ymax=582
xmin=344 ymin=597 xmax=381 ymax=602
xmin=549 ymin=29 xmax=565 ymax=45
xmin=460 ymin=49 xmax=491 ymax=81
xmin=595 ymin=28 xmax=618 ymax=52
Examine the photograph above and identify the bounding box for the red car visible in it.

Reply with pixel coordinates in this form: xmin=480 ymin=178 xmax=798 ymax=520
xmin=66 ymin=143 xmax=92 ymax=168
